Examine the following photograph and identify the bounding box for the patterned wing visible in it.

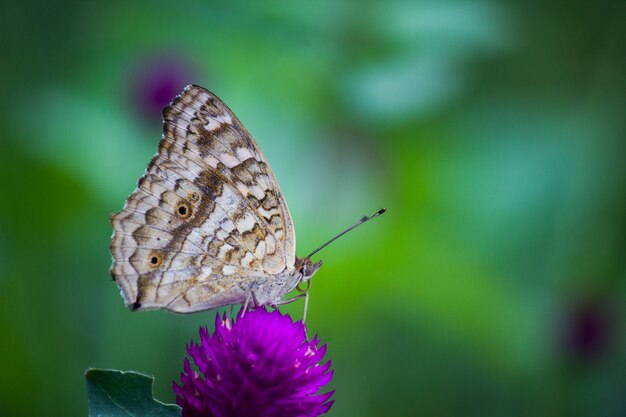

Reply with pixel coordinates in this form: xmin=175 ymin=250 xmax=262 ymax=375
xmin=110 ymin=85 xmax=296 ymax=313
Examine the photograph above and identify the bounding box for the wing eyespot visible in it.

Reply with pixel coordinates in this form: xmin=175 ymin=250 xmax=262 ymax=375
xmin=176 ymin=202 xmax=192 ymax=219
xmin=149 ymin=253 xmax=162 ymax=268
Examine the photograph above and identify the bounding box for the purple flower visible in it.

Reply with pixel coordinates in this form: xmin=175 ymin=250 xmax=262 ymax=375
xmin=173 ymin=308 xmax=334 ymax=417
xmin=560 ymin=297 xmax=615 ymax=362
xmin=126 ymin=53 xmax=196 ymax=124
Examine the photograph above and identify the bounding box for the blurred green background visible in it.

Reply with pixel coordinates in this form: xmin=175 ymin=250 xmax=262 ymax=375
xmin=1 ymin=1 xmax=625 ymax=416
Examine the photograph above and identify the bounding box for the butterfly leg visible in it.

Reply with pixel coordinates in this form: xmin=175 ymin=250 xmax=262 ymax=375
xmin=274 ymin=291 xmax=310 ymax=325
xmin=241 ymin=292 xmax=252 ymax=317
xmin=241 ymin=290 xmax=260 ymax=318
xmin=303 ymin=290 xmax=310 ymax=325
xmin=251 ymin=291 xmax=260 ymax=308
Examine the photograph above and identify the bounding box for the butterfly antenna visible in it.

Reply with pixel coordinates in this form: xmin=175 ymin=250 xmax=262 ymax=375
xmin=306 ymin=208 xmax=386 ymax=259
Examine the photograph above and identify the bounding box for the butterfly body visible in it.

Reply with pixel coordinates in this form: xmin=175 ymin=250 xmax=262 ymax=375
xmin=110 ymin=85 xmax=320 ymax=313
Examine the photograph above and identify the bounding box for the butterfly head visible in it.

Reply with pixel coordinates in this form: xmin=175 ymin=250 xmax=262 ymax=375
xmin=295 ymin=257 xmax=323 ymax=287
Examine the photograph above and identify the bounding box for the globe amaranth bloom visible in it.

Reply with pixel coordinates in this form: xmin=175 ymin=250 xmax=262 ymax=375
xmin=173 ymin=308 xmax=334 ymax=417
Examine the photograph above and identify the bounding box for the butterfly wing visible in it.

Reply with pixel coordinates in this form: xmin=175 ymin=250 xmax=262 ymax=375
xmin=110 ymin=85 xmax=296 ymax=313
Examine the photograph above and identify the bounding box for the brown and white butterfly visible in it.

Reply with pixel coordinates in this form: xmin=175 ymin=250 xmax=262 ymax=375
xmin=110 ymin=85 xmax=384 ymax=314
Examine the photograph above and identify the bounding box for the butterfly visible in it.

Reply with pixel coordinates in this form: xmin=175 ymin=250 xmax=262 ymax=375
xmin=110 ymin=85 xmax=384 ymax=314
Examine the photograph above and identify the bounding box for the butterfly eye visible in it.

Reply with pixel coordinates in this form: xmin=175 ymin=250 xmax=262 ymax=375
xmin=177 ymin=203 xmax=192 ymax=218
xmin=149 ymin=253 xmax=162 ymax=268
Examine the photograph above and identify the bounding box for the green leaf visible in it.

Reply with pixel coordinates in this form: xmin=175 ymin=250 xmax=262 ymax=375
xmin=85 ymin=368 xmax=181 ymax=417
